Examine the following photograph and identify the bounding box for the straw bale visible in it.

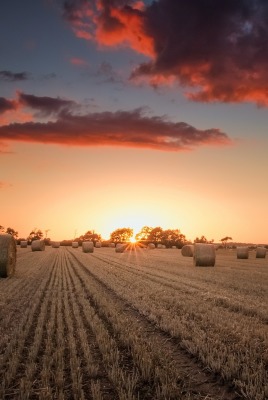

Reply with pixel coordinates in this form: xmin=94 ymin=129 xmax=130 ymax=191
xmin=95 ymin=242 xmax=101 ymax=248
xmin=181 ymin=245 xmax=194 ymax=257
xmin=237 ymin=246 xmax=249 ymax=259
xmin=72 ymin=242 xmax=79 ymax=248
xmin=0 ymin=234 xmax=17 ymax=278
xmin=115 ymin=243 xmax=125 ymax=253
xmin=193 ymin=243 xmax=215 ymax=267
xmin=256 ymin=247 xmax=266 ymax=258
xmin=31 ymin=240 xmax=45 ymax=251
xmin=82 ymin=241 xmax=94 ymax=253
xmin=20 ymin=241 xmax=28 ymax=248
xmin=109 ymin=243 xmax=115 ymax=248
xmin=147 ymin=243 xmax=155 ymax=249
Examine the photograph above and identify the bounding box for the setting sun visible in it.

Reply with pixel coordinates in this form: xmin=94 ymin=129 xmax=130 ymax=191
xmin=129 ymin=237 xmax=136 ymax=243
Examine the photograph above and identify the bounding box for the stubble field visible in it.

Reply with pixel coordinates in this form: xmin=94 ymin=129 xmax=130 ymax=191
xmin=0 ymin=246 xmax=267 ymax=400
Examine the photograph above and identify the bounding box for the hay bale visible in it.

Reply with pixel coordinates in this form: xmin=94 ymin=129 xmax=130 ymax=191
xmin=72 ymin=242 xmax=79 ymax=248
xmin=0 ymin=234 xmax=17 ymax=278
xmin=51 ymin=241 xmax=60 ymax=248
xmin=147 ymin=243 xmax=155 ymax=249
xmin=20 ymin=240 xmax=28 ymax=248
xmin=172 ymin=246 xmax=177 ymax=249
xmin=31 ymin=240 xmax=45 ymax=251
xmin=181 ymin=245 xmax=194 ymax=257
xmin=157 ymin=244 xmax=162 ymax=249
xmin=256 ymin=247 xmax=266 ymax=258
xmin=95 ymin=242 xmax=101 ymax=248
xmin=115 ymin=243 xmax=125 ymax=253
xmin=193 ymin=243 xmax=215 ymax=267
xmin=109 ymin=243 xmax=115 ymax=248
xmin=82 ymin=241 xmax=94 ymax=253
xmin=237 ymin=246 xmax=249 ymax=259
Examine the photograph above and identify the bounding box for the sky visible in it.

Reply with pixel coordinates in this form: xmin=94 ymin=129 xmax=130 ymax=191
xmin=0 ymin=0 xmax=267 ymax=243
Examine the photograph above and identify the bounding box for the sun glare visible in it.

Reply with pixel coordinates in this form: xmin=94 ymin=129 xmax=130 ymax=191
xmin=130 ymin=237 xmax=136 ymax=243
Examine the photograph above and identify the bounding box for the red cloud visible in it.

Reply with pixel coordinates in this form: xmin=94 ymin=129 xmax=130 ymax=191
xmin=0 ymin=96 xmax=232 ymax=152
xmin=63 ymin=0 xmax=268 ymax=106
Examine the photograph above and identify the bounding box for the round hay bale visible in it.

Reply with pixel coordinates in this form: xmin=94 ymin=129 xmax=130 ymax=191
xmin=193 ymin=243 xmax=215 ymax=267
xmin=72 ymin=242 xmax=79 ymax=248
xmin=256 ymin=247 xmax=266 ymax=258
xmin=109 ymin=243 xmax=115 ymax=248
xmin=147 ymin=243 xmax=155 ymax=249
xmin=181 ymin=245 xmax=194 ymax=257
xmin=172 ymin=246 xmax=177 ymax=249
xmin=115 ymin=243 xmax=125 ymax=253
xmin=157 ymin=244 xmax=162 ymax=249
xmin=20 ymin=240 xmax=28 ymax=248
xmin=82 ymin=241 xmax=94 ymax=253
xmin=51 ymin=241 xmax=60 ymax=248
xmin=95 ymin=242 xmax=101 ymax=248
xmin=237 ymin=246 xmax=249 ymax=259
xmin=31 ymin=240 xmax=45 ymax=251
xmin=0 ymin=234 xmax=17 ymax=278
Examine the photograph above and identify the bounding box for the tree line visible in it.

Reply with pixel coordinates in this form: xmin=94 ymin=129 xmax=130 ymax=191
xmin=1 ymin=224 xmax=226 ymax=248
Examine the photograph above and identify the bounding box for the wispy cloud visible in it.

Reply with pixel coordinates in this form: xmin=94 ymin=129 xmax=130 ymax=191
xmin=0 ymin=93 xmax=232 ymax=152
xmin=63 ymin=0 xmax=268 ymax=106
xmin=0 ymin=70 xmax=30 ymax=81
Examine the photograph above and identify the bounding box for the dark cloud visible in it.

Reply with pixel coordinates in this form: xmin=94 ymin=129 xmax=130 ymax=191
xmin=63 ymin=0 xmax=268 ymax=106
xmin=18 ymin=92 xmax=76 ymax=116
xmin=0 ymin=105 xmax=231 ymax=152
xmin=0 ymin=70 xmax=30 ymax=81
xmin=0 ymin=98 xmax=16 ymax=114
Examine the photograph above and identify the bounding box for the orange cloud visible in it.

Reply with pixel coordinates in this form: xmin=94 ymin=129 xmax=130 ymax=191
xmin=0 ymin=93 xmax=232 ymax=153
xmin=63 ymin=0 xmax=268 ymax=106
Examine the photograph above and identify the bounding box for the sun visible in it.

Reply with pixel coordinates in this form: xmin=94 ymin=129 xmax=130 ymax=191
xmin=129 ymin=236 xmax=136 ymax=243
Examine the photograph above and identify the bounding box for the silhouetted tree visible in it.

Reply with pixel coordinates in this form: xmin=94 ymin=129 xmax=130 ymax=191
xmin=147 ymin=227 xmax=163 ymax=243
xmin=221 ymin=236 xmax=233 ymax=248
xmin=110 ymin=228 xmax=133 ymax=243
xmin=80 ymin=230 xmax=102 ymax=245
xmin=28 ymin=228 xmax=43 ymax=242
xmin=161 ymin=229 xmax=187 ymax=248
xmin=135 ymin=226 xmax=153 ymax=241
xmin=194 ymin=235 xmax=214 ymax=244
xmin=5 ymin=227 xmax=18 ymax=238
xmin=0 ymin=225 xmax=5 ymax=233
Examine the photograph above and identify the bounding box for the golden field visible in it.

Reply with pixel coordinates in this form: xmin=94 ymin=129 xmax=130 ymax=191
xmin=0 ymin=246 xmax=267 ymax=400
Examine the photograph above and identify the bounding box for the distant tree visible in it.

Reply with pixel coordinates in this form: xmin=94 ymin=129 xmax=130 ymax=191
xmin=5 ymin=227 xmax=18 ymax=238
xmin=195 ymin=235 xmax=214 ymax=244
xmin=147 ymin=227 xmax=163 ymax=243
xmin=161 ymin=229 xmax=187 ymax=248
xmin=221 ymin=236 xmax=233 ymax=248
xmin=135 ymin=226 xmax=153 ymax=241
xmin=0 ymin=225 xmax=5 ymax=232
xmin=80 ymin=230 xmax=102 ymax=244
xmin=110 ymin=228 xmax=133 ymax=243
xmin=28 ymin=228 xmax=43 ymax=242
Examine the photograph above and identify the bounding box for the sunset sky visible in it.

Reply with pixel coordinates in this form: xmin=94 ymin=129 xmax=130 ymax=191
xmin=1 ymin=0 xmax=267 ymax=243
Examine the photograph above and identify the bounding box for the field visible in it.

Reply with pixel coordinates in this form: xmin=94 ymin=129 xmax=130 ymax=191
xmin=0 ymin=246 xmax=267 ymax=400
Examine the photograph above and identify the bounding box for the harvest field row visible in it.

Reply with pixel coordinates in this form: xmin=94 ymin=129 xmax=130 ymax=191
xmin=0 ymin=246 xmax=267 ymax=399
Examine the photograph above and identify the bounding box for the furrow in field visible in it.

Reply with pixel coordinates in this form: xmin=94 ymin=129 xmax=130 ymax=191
xmin=62 ymin=250 xmax=119 ymax=400
xmin=68 ymin=248 xmax=267 ymax=400
xmin=67 ymin=248 xmax=237 ymax=400
xmin=0 ymin=251 xmax=58 ymax=399
xmin=88 ymin=251 xmax=268 ymax=323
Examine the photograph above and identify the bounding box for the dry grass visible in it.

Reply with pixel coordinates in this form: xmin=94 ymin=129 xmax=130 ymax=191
xmin=0 ymin=246 xmax=267 ymax=399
